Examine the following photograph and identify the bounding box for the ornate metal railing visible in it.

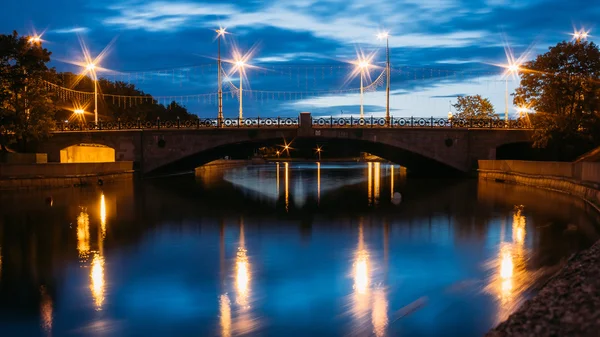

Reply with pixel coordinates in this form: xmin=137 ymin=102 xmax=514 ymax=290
xmin=311 ymin=117 xmax=531 ymax=129
xmin=54 ymin=117 xmax=300 ymax=131
xmin=53 ymin=116 xmax=532 ymax=131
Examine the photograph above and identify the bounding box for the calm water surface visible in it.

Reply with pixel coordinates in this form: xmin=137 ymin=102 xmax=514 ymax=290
xmin=0 ymin=162 xmax=599 ymax=337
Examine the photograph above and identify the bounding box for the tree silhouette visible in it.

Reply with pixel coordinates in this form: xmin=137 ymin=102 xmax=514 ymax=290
xmin=452 ymin=95 xmax=496 ymax=119
xmin=514 ymin=40 xmax=600 ymax=160
xmin=0 ymin=31 xmax=57 ymax=151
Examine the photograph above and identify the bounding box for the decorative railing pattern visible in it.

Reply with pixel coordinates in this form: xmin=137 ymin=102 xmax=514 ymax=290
xmin=54 ymin=116 xmax=531 ymax=131
xmin=311 ymin=117 xmax=530 ymax=129
xmin=55 ymin=117 xmax=300 ymax=131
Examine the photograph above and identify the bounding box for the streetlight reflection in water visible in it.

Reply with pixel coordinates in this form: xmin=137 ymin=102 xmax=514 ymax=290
xmin=77 ymin=210 xmax=90 ymax=259
xmin=350 ymin=220 xmax=389 ymax=337
xmin=486 ymin=205 xmax=531 ymax=323
xmin=76 ymin=193 xmax=108 ymax=311
xmin=219 ymin=219 xmax=258 ymax=336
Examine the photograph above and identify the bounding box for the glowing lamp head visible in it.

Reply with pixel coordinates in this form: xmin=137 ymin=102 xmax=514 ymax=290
xmin=74 ymin=109 xmax=85 ymax=114
xmin=86 ymin=63 xmax=96 ymax=71
xmin=235 ymin=60 xmax=245 ymax=68
xmin=507 ymin=63 xmax=520 ymax=73
xmin=358 ymin=61 xmax=370 ymax=69
xmin=377 ymin=32 xmax=389 ymax=40
xmin=276 ymin=151 xmax=280 ymax=155
xmin=581 ymin=32 xmax=589 ymax=39
xmin=216 ymin=27 xmax=227 ymax=37
xmin=284 ymin=145 xmax=289 ymax=150
xmin=28 ymin=36 xmax=42 ymax=45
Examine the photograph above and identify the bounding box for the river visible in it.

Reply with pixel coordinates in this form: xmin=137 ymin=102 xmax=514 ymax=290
xmin=0 ymin=162 xmax=598 ymax=336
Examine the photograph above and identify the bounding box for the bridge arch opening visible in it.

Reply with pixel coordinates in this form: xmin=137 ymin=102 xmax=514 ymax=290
xmin=495 ymin=141 xmax=560 ymax=161
xmin=60 ymin=143 xmax=115 ymax=163
xmin=147 ymin=137 xmax=463 ymax=177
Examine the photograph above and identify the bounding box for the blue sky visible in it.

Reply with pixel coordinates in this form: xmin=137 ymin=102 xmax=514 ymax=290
xmin=2 ymin=0 xmax=598 ymax=118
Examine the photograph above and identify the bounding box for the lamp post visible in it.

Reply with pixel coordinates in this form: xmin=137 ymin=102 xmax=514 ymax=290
xmin=26 ymin=35 xmax=42 ymax=119
xmin=357 ymin=60 xmax=370 ymax=119
xmin=86 ymin=63 xmax=99 ymax=125
xmin=215 ymin=27 xmax=227 ymax=126
xmin=504 ymin=63 xmax=520 ymax=125
xmin=377 ymin=32 xmax=391 ymax=125
xmin=316 ymin=146 xmax=322 ymax=161
xmin=235 ymin=60 xmax=245 ymax=121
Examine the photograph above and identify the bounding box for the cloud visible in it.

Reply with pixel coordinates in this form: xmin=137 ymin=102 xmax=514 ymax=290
xmin=429 ymin=94 xmax=467 ymax=98
xmin=255 ymin=52 xmax=335 ymax=63
xmin=103 ymin=1 xmax=236 ymax=31
xmin=102 ymin=1 xmax=489 ymax=48
xmin=51 ymin=27 xmax=90 ymax=34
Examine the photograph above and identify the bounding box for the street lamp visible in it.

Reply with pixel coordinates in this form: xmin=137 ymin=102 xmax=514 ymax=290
xmin=215 ymin=27 xmax=227 ymax=126
xmin=356 ymin=59 xmax=371 ymax=119
xmin=504 ymin=62 xmax=520 ymax=124
xmin=85 ymin=62 xmax=100 ymax=125
xmin=377 ymin=32 xmax=391 ymax=125
xmin=28 ymin=35 xmax=42 ymax=45
xmin=234 ymin=60 xmax=245 ymax=121
xmin=25 ymin=34 xmax=43 ymax=119
xmin=572 ymin=29 xmax=590 ymax=42
xmin=276 ymin=150 xmax=280 ymax=158
xmin=315 ymin=146 xmax=322 ymax=161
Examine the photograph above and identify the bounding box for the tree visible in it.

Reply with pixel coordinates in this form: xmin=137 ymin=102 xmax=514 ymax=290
xmin=514 ymin=40 xmax=600 ymax=160
xmin=452 ymin=95 xmax=496 ymax=119
xmin=53 ymin=72 xmax=198 ymax=123
xmin=0 ymin=31 xmax=56 ymax=151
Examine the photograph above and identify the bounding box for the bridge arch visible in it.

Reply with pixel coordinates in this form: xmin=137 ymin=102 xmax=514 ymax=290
xmin=146 ymin=136 xmax=463 ymax=176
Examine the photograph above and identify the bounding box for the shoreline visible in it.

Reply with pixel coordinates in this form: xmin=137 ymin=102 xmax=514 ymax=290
xmin=0 ymin=162 xmax=134 ymax=190
xmin=480 ymin=161 xmax=600 ymax=336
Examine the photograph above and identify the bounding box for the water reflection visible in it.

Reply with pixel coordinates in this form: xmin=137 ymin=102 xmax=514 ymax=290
xmin=77 ymin=194 xmax=108 ymax=311
xmin=219 ymin=294 xmax=232 ymax=337
xmin=221 ymin=162 xmax=399 ymax=210
xmin=486 ymin=205 xmax=530 ymax=323
xmin=372 ymin=288 xmax=388 ymax=337
xmin=77 ymin=210 xmax=90 ymax=260
xmin=285 ymin=162 xmax=289 ymax=212
xmin=0 ymin=167 xmax=598 ymax=337
xmin=236 ymin=221 xmax=250 ymax=308
xmin=276 ymin=162 xmax=280 ymax=199
xmin=40 ymin=286 xmax=53 ymax=334
xmin=390 ymin=165 xmax=394 ymax=200
xmin=374 ymin=162 xmax=380 ymax=205
xmin=100 ymin=194 xmax=107 ymax=239
xmin=367 ymin=163 xmax=373 ymax=205
xmin=219 ymin=219 xmax=258 ymax=336
xmin=349 ymin=220 xmax=389 ymax=336
xmin=317 ymin=162 xmax=321 ymax=205
xmin=90 ymin=253 xmax=105 ymax=309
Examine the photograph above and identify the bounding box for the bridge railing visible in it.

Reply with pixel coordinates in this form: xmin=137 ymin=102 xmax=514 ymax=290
xmin=53 ymin=116 xmax=532 ymax=131
xmin=54 ymin=117 xmax=300 ymax=131
xmin=312 ymin=117 xmax=530 ymax=129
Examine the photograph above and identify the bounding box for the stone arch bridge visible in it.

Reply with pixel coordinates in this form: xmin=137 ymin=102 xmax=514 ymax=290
xmin=36 ymin=114 xmax=532 ymax=176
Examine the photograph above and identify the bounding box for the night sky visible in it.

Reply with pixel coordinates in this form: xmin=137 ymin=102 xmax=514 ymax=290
xmin=2 ymin=0 xmax=598 ymax=118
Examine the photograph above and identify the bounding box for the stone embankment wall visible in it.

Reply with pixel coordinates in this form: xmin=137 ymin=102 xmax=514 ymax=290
xmin=0 ymin=162 xmax=134 ymax=190
xmin=478 ymin=160 xmax=600 ymax=208
xmin=480 ymin=160 xmax=600 ymax=336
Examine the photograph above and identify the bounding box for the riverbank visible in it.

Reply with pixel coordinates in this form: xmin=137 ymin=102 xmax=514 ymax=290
xmin=480 ymin=160 xmax=600 ymax=336
xmin=0 ymin=162 xmax=134 ymax=190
